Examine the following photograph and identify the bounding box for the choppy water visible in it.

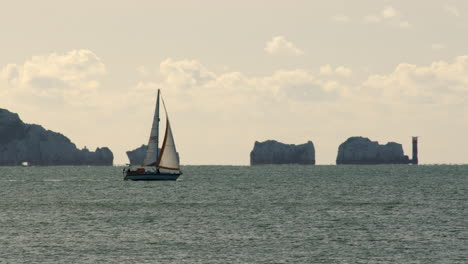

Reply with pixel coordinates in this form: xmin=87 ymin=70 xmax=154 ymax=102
xmin=0 ymin=165 xmax=466 ymax=263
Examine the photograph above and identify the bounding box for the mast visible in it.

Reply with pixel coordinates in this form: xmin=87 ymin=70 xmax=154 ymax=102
xmin=155 ymin=89 xmax=160 ymax=162
xmin=142 ymin=89 xmax=160 ymax=166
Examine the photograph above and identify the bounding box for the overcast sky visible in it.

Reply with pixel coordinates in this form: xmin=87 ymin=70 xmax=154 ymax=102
xmin=1 ymin=0 xmax=468 ymax=165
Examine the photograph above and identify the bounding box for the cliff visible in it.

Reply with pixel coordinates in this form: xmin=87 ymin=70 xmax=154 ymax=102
xmin=0 ymin=108 xmax=113 ymax=166
xmin=126 ymin=144 xmax=180 ymax=165
xmin=336 ymin=136 xmax=410 ymax=165
xmin=250 ymin=140 xmax=315 ymax=165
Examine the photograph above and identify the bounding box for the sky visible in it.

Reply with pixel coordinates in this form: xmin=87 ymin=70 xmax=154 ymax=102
xmin=1 ymin=0 xmax=467 ymax=165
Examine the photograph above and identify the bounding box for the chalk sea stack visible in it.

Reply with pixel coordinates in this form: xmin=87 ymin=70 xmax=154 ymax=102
xmin=126 ymin=145 xmax=147 ymax=165
xmin=336 ymin=136 xmax=411 ymax=165
xmin=250 ymin=140 xmax=315 ymax=165
xmin=126 ymin=144 xmax=180 ymax=165
xmin=0 ymin=108 xmax=113 ymax=166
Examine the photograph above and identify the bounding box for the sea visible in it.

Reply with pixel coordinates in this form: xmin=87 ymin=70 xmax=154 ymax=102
xmin=0 ymin=165 xmax=466 ymax=263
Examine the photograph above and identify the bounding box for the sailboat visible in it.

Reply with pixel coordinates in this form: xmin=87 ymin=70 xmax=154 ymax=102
xmin=124 ymin=89 xmax=182 ymax=181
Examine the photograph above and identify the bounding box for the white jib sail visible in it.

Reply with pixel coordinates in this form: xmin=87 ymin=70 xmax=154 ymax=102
xmin=142 ymin=90 xmax=160 ymax=166
xmin=157 ymin=118 xmax=180 ymax=170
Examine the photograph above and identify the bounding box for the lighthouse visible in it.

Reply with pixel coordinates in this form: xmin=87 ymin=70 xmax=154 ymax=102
xmin=412 ymin=137 xmax=418 ymax=165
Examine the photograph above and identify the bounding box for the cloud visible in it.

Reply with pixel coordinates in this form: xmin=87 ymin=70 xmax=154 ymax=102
xmin=364 ymin=6 xmax=411 ymax=28
xmin=444 ymin=5 xmax=460 ymax=17
xmin=362 ymin=56 xmax=468 ymax=105
xmin=0 ymin=49 xmax=106 ymax=106
xmin=0 ymin=49 xmax=106 ymax=103
xmin=159 ymin=58 xmax=216 ymax=89
xmin=5 ymin=51 xmax=466 ymax=115
xmin=133 ymin=59 xmax=349 ymax=116
xmin=265 ymin=36 xmax=304 ymax=56
xmin=331 ymin=14 xmax=350 ymax=23
xmin=143 ymin=56 xmax=468 ymax=110
xmin=259 ymin=70 xmax=343 ymax=101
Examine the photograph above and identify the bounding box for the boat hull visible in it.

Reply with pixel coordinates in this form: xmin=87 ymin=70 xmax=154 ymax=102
xmin=124 ymin=172 xmax=180 ymax=181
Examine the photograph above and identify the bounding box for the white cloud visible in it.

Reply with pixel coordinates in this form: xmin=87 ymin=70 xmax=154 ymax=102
xmin=265 ymin=36 xmax=304 ymax=56
xmin=140 ymin=55 xmax=463 ymax=111
xmin=331 ymin=14 xmax=350 ymax=23
xmin=133 ymin=58 xmax=347 ymax=116
xmin=444 ymin=5 xmax=460 ymax=17
xmin=159 ymin=58 xmax=216 ymax=89
xmin=362 ymin=56 xmax=468 ymax=105
xmin=0 ymin=49 xmax=106 ymax=106
xmin=4 ymin=52 xmax=466 ymax=116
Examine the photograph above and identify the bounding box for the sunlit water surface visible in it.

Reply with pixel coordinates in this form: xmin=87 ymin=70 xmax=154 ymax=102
xmin=0 ymin=165 xmax=467 ymax=263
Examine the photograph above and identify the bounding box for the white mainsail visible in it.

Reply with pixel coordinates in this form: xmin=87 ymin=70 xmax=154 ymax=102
xmin=157 ymin=100 xmax=180 ymax=170
xmin=142 ymin=90 xmax=160 ymax=166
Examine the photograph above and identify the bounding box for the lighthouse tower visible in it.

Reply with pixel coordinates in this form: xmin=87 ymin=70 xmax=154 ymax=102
xmin=412 ymin=137 xmax=418 ymax=165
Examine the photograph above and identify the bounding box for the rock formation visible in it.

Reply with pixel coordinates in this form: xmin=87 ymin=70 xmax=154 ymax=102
xmin=126 ymin=144 xmax=180 ymax=165
xmin=126 ymin=145 xmax=147 ymax=165
xmin=250 ymin=140 xmax=315 ymax=165
xmin=0 ymin=108 xmax=113 ymax=166
xmin=336 ymin=136 xmax=410 ymax=164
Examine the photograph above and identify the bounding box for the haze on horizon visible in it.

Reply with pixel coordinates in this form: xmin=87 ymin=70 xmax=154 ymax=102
xmin=1 ymin=0 xmax=467 ymax=165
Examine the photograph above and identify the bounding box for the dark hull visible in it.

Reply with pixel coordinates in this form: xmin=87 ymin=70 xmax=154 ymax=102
xmin=124 ymin=172 xmax=180 ymax=181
